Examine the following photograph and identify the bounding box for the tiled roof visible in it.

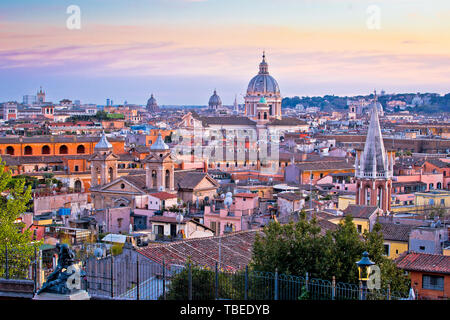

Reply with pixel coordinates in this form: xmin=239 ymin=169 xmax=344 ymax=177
xmin=268 ymin=118 xmax=308 ymax=126
xmin=234 ymin=193 xmax=258 ymax=198
xmin=122 ymin=174 xmax=147 ymax=191
xmin=379 ymin=223 xmax=415 ymax=242
xmin=294 ymin=161 xmax=355 ymax=171
xmin=149 ymin=216 xmax=188 ymax=224
xmin=277 ymin=192 xmax=302 ymax=201
xmin=395 ymin=252 xmax=450 ymax=274
xmin=1 ymin=155 xmax=64 ymax=164
xmin=343 ymin=205 xmax=379 ymax=219
xmin=425 ymin=159 xmax=450 ymax=169
xmin=0 ymin=135 xmax=124 ymax=144
xmin=138 ymin=230 xmax=259 ymax=271
xmin=196 ymin=116 xmax=257 ymax=127
xmin=276 ymin=212 xmax=338 ymax=236
xmin=174 ymin=171 xmax=219 ymax=190
xmin=149 ymin=192 xmax=178 ymax=200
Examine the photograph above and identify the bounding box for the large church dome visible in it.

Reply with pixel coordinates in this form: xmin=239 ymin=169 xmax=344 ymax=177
xmin=247 ymin=53 xmax=280 ymax=95
xmin=147 ymin=93 xmax=159 ymax=112
xmin=208 ymin=90 xmax=222 ymax=109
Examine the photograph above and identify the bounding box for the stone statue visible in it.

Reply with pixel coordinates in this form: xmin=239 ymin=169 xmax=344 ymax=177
xmin=37 ymin=243 xmax=85 ymax=295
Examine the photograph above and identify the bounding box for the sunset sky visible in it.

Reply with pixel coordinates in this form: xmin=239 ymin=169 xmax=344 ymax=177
xmin=1 ymin=0 xmax=450 ymax=105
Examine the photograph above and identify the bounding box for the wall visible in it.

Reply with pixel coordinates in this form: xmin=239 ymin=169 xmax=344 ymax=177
xmin=409 ymin=227 xmax=448 ymax=254
xmin=33 ymin=193 xmax=89 ymax=215
xmin=384 ymin=240 xmax=408 ymax=259
xmin=409 ymin=271 xmax=450 ymax=300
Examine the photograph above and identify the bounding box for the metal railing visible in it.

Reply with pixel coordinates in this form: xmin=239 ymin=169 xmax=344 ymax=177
xmin=83 ymin=255 xmax=410 ymax=301
xmin=0 ymin=245 xmax=39 ymax=293
xmin=1 ymin=246 xmax=411 ymax=301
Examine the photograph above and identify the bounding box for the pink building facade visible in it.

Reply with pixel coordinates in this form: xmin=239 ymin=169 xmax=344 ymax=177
xmin=204 ymin=193 xmax=259 ymax=235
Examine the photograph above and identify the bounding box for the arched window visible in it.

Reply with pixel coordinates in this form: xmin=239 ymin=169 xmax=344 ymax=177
xmin=165 ymin=170 xmax=170 ymax=189
xmin=429 ymin=183 xmax=434 ymax=190
xmin=24 ymin=146 xmax=33 ymax=155
xmin=42 ymin=145 xmax=50 ymax=154
xmin=365 ymin=187 xmax=371 ymax=205
xmin=152 ymin=170 xmax=157 ymax=187
xmin=59 ymin=145 xmax=68 ymax=154
xmin=74 ymin=180 xmax=82 ymax=193
xmin=6 ymin=146 xmax=14 ymax=155
xmin=108 ymin=167 xmax=114 ymax=182
xmin=377 ymin=186 xmax=383 ymax=208
xmin=264 ymin=112 xmax=267 ymax=119
xmin=77 ymin=145 xmax=85 ymax=154
xmin=436 ymin=182 xmax=442 ymax=189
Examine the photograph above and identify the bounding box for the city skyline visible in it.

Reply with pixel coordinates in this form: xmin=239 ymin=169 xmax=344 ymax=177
xmin=1 ymin=0 xmax=450 ymax=105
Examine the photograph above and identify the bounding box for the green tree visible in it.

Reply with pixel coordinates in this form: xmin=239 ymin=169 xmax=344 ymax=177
xmin=0 ymin=159 xmax=41 ymax=278
xmin=363 ymin=223 xmax=410 ymax=293
xmin=329 ymin=215 xmax=364 ymax=283
xmin=163 ymin=259 xmax=235 ymax=300
xmin=251 ymin=213 xmax=410 ymax=294
xmin=251 ymin=211 xmax=334 ymax=279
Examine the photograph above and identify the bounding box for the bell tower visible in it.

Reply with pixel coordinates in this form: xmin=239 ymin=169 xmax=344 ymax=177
xmin=355 ymin=93 xmax=394 ymax=213
xmin=89 ymin=132 xmax=119 ymax=187
xmin=145 ymin=133 xmax=175 ymax=192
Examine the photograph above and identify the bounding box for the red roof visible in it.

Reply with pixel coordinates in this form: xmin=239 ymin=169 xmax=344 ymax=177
xmin=395 ymin=252 xmax=450 ymax=275
xmin=149 ymin=192 xmax=177 ymax=200
xmin=234 ymin=193 xmax=258 ymax=198
xmin=137 ymin=230 xmax=259 ymax=271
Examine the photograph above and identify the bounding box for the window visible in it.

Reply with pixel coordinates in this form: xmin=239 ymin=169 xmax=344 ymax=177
xmin=357 ymin=225 xmax=362 ymax=234
xmin=419 ymin=246 xmax=425 ymax=251
xmin=120 ymin=183 xmax=125 ymax=189
xmin=42 ymin=145 xmax=50 ymax=154
xmin=210 ymin=221 xmax=217 ymax=235
xmin=77 ymin=145 xmax=85 ymax=154
xmin=24 ymin=146 xmax=33 ymax=155
xmin=383 ymin=244 xmax=390 ymax=256
xmin=59 ymin=145 xmax=68 ymax=154
xmin=6 ymin=146 xmax=14 ymax=155
xmin=422 ymin=275 xmax=444 ymax=291
xmin=74 ymin=165 xmax=79 ymax=172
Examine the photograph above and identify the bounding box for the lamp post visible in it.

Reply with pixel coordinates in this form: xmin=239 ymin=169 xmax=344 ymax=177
xmin=356 ymin=251 xmax=375 ymax=300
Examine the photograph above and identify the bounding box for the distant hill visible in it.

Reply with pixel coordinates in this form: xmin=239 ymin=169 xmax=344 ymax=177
xmin=282 ymin=93 xmax=450 ymax=114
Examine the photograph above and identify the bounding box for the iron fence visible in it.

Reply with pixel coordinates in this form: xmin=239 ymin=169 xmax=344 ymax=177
xmin=83 ymin=254 xmax=410 ymax=301
xmin=1 ymin=246 xmax=410 ymax=301
xmin=0 ymin=245 xmax=39 ymax=293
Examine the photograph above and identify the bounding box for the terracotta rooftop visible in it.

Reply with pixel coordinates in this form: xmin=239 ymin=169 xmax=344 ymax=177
xmin=138 ymin=229 xmax=260 ymax=271
xmin=234 ymin=193 xmax=258 ymax=198
xmin=149 ymin=192 xmax=178 ymax=200
xmin=293 ymin=161 xmax=355 ymax=171
xmin=395 ymin=252 xmax=450 ymax=275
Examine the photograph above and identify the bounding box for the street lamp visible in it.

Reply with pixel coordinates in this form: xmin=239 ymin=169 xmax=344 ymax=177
xmin=356 ymin=251 xmax=375 ymax=300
